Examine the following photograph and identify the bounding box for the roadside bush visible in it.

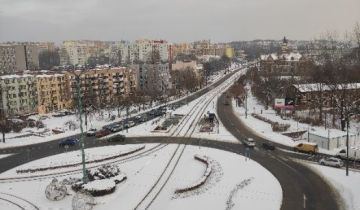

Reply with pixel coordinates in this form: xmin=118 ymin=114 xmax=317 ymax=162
xmin=271 ymin=123 xmax=290 ymax=132
xmin=11 ymin=120 xmax=27 ymax=133
xmin=71 ymin=164 xmax=126 ymax=197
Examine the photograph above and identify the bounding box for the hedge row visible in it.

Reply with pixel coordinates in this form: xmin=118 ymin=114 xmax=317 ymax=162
xmin=71 ymin=165 xmax=127 ymax=197
xmin=251 ymin=113 xmax=290 ymax=132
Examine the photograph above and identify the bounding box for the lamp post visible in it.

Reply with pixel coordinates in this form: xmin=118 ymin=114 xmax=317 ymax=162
xmin=346 ymin=116 xmax=349 ymax=176
xmin=245 ymin=88 xmax=248 ymax=119
xmin=74 ymin=72 xmax=88 ymax=184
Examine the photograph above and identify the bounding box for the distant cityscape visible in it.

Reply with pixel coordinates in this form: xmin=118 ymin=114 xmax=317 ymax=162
xmin=0 ymin=37 xmax=358 ymax=118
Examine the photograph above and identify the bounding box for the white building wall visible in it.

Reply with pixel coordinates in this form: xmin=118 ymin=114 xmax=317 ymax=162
xmin=309 ymin=133 xmax=357 ymax=150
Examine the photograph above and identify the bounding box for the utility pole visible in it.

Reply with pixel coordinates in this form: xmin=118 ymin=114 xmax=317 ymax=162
xmin=75 ymin=74 xmax=88 ymax=184
xmin=245 ymin=90 xmax=248 ymax=119
xmin=346 ymin=115 xmax=349 ymax=176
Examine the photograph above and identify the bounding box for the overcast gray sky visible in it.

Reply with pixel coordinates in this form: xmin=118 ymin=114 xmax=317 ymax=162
xmin=0 ymin=0 xmax=359 ymax=43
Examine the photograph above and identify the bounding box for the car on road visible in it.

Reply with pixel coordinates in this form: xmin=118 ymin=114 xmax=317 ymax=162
xmin=106 ymin=134 xmax=126 ymax=142
xmin=319 ymin=157 xmax=343 ymax=168
xmin=59 ymin=138 xmax=79 ymax=147
xmin=243 ymin=138 xmax=256 ymax=147
xmin=135 ymin=115 xmax=147 ymax=123
xmin=95 ymin=129 xmax=112 ymax=138
xmin=262 ymin=142 xmax=275 ymax=150
xmin=124 ymin=121 xmax=135 ymax=128
xmin=86 ymin=128 xmax=97 ymax=136
xmin=110 ymin=124 xmax=123 ymax=132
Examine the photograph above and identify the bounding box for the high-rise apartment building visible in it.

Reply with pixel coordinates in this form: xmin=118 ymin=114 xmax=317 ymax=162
xmin=0 ymin=45 xmax=27 ymax=74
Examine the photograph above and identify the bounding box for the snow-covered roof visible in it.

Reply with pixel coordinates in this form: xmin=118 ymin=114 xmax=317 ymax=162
xmin=36 ymin=74 xmax=64 ymax=78
xmin=282 ymin=52 xmax=302 ymax=61
xmin=260 ymin=52 xmax=302 ymax=61
xmin=260 ymin=54 xmax=278 ymax=60
xmin=0 ymin=74 xmax=33 ymax=79
xmin=294 ymin=83 xmax=360 ymax=93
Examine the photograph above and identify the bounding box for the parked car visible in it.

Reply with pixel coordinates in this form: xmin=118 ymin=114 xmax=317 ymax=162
xmin=106 ymin=134 xmax=126 ymax=142
xmin=86 ymin=128 xmax=97 ymax=136
xmin=59 ymin=138 xmax=79 ymax=147
xmin=294 ymin=143 xmax=318 ymax=154
xmin=124 ymin=121 xmax=135 ymax=128
xmin=110 ymin=124 xmax=123 ymax=132
xmin=262 ymin=142 xmax=275 ymax=150
xmin=95 ymin=129 xmax=112 ymax=138
xmin=243 ymin=138 xmax=256 ymax=147
xmin=319 ymin=157 xmax=343 ymax=168
xmin=135 ymin=115 xmax=147 ymax=123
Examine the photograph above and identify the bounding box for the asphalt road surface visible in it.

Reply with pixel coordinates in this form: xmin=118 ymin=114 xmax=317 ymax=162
xmin=217 ymin=93 xmax=342 ymax=210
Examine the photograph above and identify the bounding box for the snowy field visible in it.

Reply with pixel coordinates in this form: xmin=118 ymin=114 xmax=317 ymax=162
xmin=304 ymin=163 xmax=360 ymax=210
xmin=0 ymin=144 xmax=282 ymax=210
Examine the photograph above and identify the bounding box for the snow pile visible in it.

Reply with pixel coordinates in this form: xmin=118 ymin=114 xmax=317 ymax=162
xmin=226 ymin=177 xmax=254 ymax=210
xmin=82 ymin=179 xmax=116 ymax=196
xmin=83 ymin=179 xmax=115 ymax=192
xmin=175 ymin=155 xmax=212 ymax=194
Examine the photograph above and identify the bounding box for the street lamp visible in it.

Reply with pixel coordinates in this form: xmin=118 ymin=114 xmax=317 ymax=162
xmin=73 ymin=70 xmax=88 ymax=184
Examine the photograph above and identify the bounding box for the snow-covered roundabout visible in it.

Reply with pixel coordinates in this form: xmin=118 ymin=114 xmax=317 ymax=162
xmin=0 ymin=144 xmax=282 ymax=210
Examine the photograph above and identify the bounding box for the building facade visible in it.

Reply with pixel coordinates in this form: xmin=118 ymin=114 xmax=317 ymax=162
xmin=36 ymin=74 xmax=70 ymax=114
xmin=0 ymin=45 xmax=27 ymax=74
xmin=0 ymin=75 xmax=37 ymax=115
xmin=131 ymin=63 xmax=172 ymax=95
xmin=64 ymin=67 xmax=137 ymax=108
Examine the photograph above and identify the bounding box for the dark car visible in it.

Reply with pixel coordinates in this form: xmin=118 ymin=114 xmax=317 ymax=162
xmin=107 ymin=134 xmax=126 ymax=142
xmin=59 ymin=138 xmax=79 ymax=147
xmin=262 ymin=142 xmax=275 ymax=150
xmin=95 ymin=129 xmax=112 ymax=138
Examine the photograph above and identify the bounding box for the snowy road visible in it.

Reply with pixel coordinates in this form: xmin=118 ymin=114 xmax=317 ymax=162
xmin=217 ymin=93 xmax=342 ymax=210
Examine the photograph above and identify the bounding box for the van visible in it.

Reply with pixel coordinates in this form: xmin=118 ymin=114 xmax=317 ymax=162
xmin=294 ymin=143 xmax=318 ymax=154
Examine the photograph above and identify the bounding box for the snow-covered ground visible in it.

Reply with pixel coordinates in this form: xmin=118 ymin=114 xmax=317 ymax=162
xmin=0 ymin=144 xmax=282 ymax=210
xmin=304 ymin=163 xmax=360 ymax=210
xmin=0 ymin=66 xmax=242 ymax=149
xmin=232 ymin=88 xmax=359 ymax=155
xmin=0 ymin=154 xmax=13 ymax=160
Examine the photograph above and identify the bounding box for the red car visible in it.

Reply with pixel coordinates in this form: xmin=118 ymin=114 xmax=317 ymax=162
xmin=95 ymin=129 xmax=111 ymax=138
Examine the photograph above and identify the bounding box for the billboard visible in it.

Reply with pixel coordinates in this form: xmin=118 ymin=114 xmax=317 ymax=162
xmin=274 ymin=98 xmax=285 ymax=108
xmin=274 ymin=98 xmax=295 ymax=109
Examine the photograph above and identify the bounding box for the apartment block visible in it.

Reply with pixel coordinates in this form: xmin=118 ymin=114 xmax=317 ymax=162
xmin=131 ymin=63 xmax=172 ymax=95
xmin=0 ymin=45 xmax=27 ymax=74
xmin=36 ymin=74 xmax=71 ymax=114
xmin=64 ymin=67 xmax=137 ymax=108
xmin=0 ymin=75 xmax=37 ymax=115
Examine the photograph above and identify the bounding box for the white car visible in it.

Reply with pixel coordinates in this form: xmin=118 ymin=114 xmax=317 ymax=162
xmin=243 ymin=138 xmax=256 ymax=147
xmin=86 ymin=128 xmax=97 ymax=136
xmin=110 ymin=125 xmax=123 ymax=132
xmin=319 ymin=157 xmax=343 ymax=168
